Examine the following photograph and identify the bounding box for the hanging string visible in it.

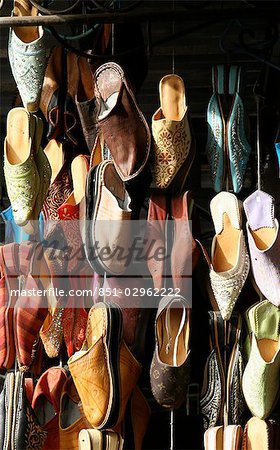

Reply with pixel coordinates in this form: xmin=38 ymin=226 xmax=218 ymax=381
xmin=111 ymin=0 xmax=116 ymax=56
xmin=256 ymin=94 xmax=261 ymax=191
xmin=170 ymin=409 xmax=175 ymax=450
xmin=172 ymin=0 xmax=175 ymax=74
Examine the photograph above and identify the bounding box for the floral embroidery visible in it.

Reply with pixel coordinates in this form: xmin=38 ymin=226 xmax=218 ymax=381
xmin=152 ymin=114 xmax=191 ymax=189
xmin=25 ymin=406 xmax=47 ymax=450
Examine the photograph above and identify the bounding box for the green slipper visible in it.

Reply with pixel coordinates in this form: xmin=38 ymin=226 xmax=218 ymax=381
xmin=4 ymin=108 xmax=39 ymax=226
xmin=242 ymin=300 xmax=280 ymax=419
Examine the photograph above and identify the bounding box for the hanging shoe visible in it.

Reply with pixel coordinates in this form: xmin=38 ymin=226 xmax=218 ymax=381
xmin=59 ymin=376 xmax=89 ymax=450
xmin=209 ymin=192 xmax=250 ymax=320
xmin=79 ymin=429 xmax=124 ymax=450
xmin=75 ymin=56 xmax=97 ymax=153
xmin=171 ymin=191 xmax=200 ymax=296
xmin=1 ymin=205 xmax=44 ymax=244
xmin=201 ymin=312 xmax=225 ymax=430
xmin=204 ymin=426 xmax=224 ymax=450
xmin=68 ymin=302 xmax=140 ymax=430
xmin=244 ymin=190 xmax=280 ymax=307
xmin=150 ymin=295 xmax=191 ymax=409
xmin=151 ymin=75 xmax=195 ymax=192
xmin=94 ymin=62 xmax=151 ymax=181
xmin=206 ymin=65 xmax=251 ymax=193
xmin=40 ymin=46 xmax=63 ymax=140
xmin=0 ymin=243 xmax=19 ymax=370
xmin=201 ymin=311 xmax=245 ymax=431
xmin=145 ymin=192 xmax=168 ymax=290
xmin=225 ymin=313 xmax=245 ymax=426
xmin=23 ymin=114 xmax=52 ymax=234
xmin=58 ymin=154 xmax=89 ymax=271
xmin=42 ymin=140 xmax=73 ymax=226
xmin=8 ymin=0 xmax=47 ymax=112
xmin=68 ymin=302 xmax=123 ymax=430
xmin=65 ymin=51 xmax=88 ymax=149
xmin=227 ymin=66 xmax=251 ymax=193
xmin=204 ymin=425 xmax=243 ymax=450
xmin=4 ymin=108 xmax=40 ymax=226
xmin=242 ymin=417 xmax=280 ymax=450
xmin=85 ymin=160 xmax=132 ymax=275
xmin=242 ymin=300 xmax=280 ymax=419
xmin=0 ymin=371 xmax=47 ymax=449
xmin=15 ymin=242 xmax=49 ymax=371
xmin=32 ymin=367 xmax=68 ymax=450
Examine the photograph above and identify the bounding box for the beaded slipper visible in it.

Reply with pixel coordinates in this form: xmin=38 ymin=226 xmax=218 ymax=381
xmin=209 ymin=191 xmax=249 ymax=320
xmin=8 ymin=0 xmax=47 ymax=112
xmin=4 ymin=108 xmax=39 ymax=226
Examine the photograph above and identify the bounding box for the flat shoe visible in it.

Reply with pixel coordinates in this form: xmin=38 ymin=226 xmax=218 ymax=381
xmin=152 ymin=75 xmax=195 ymax=192
xmin=68 ymin=302 xmax=123 ymax=430
xmin=4 ymin=108 xmax=39 ymax=226
xmin=8 ymin=0 xmax=47 ymax=112
xmin=94 ymin=62 xmax=151 ymax=181
xmin=150 ymin=295 xmax=191 ymax=409
xmin=85 ymin=160 xmax=132 ymax=275
xmin=242 ymin=300 xmax=280 ymax=419
xmin=244 ymin=190 xmax=280 ymax=307
xmin=209 ymin=191 xmax=250 ymax=320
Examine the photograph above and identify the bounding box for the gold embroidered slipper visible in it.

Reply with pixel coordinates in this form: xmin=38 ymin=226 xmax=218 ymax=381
xmin=4 ymin=107 xmax=40 ymax=226
xmin=152 ymin=74 xmax=195 ymax=193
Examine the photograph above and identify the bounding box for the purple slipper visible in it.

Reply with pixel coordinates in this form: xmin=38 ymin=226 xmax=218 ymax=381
xmin=244 ymin=190 xmax=280 ymax=306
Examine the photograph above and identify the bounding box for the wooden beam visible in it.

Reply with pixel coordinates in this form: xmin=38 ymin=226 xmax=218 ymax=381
xmin=0 ymin=7 xmax=279 ymax=27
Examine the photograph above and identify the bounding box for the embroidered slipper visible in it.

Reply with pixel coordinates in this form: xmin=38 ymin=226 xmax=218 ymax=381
xmin=23 ymin=115 xmax=52 ymax=235
xmin=4 ymin=108 xmax=40 ymax=226
xmin=152 ymin=74 xmax=195 ymax=192
xmin=32 ymin=367 xmax=68 ymax=450
xmin=58 ymin=154 xmax=89 ymax=273
xmin=8 ymin=0 xmax=47 ymax=112
xmin=209 ymin=191 xmax=250 ymax=320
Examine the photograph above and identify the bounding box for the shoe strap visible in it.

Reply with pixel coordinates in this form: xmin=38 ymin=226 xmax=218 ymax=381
xmin=228 ymin=65 xmax=241 ymax=95
xmin=212 ymin=65 xmax=226 ymax=95
xmin=164 ymin=297 xmax=187 ymax=366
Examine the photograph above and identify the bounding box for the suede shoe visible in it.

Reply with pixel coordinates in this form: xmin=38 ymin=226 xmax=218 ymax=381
xmin=94 ymin=62 xmax=151 ymax=181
